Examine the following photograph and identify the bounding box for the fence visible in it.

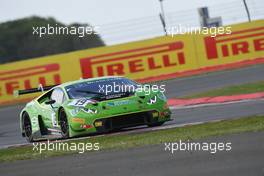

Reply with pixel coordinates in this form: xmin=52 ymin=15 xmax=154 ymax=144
xmin=98 ymin=0 xmax=264 ymax=45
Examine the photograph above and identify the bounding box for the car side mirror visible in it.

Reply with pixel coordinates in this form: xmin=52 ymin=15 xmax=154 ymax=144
xmin=45 ymin=99 xmax=56 ymax=105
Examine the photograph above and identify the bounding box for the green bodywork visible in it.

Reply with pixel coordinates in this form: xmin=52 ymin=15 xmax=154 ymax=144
xmin=19 ymin=76 xmax=171 ymax=141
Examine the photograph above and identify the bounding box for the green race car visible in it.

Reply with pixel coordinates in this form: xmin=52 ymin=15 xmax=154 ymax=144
xmin=18 ymin=76 xmax=171 ymax=142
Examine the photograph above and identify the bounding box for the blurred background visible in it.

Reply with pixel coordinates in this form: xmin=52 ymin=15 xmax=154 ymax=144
xmin=0 ymin=0 xmax=263 ymax=63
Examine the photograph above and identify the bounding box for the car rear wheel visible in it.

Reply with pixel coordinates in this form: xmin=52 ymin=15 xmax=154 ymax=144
xmin=59 ymin=108 xmax=69 ymax=139
xmin=23 ymin=112 xmax=33 ymax=142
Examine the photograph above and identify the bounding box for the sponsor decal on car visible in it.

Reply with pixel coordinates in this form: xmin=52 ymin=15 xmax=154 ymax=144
xmin=71 ymin=118 xmax=85 ymax=124
xmin=68 ymin=99 xmax=95 ymax=107
xmin=106 ymin=99 xmax=134 ymax=106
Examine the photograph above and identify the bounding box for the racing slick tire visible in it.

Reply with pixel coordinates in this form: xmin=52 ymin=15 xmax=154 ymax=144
xmin=59 ymin=108 xmax=70 ymax=139
xmin=22 ymin=112 xmax=34 ymax=142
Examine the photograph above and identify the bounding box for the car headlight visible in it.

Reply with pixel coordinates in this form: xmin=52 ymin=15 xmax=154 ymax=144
xmin=157 ymin=92 xmax=167 ymax=101
xmin=70 ymin=107 xmax=98 ymax=116
xmin=147 ymin=96 xmax=157 ymax=105
xmin=82 ymin=108 xmax=98 ymax=114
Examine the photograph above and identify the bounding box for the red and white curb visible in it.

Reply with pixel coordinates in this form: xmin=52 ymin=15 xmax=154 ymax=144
xmin=168 ymin=92 xmax=264 ymax=109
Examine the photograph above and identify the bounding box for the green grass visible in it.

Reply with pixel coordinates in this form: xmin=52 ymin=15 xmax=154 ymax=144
xmin=184 ymin=81 xmax=264 ymax=99
xmin=0 ymin=115 xmax=264 ymax=163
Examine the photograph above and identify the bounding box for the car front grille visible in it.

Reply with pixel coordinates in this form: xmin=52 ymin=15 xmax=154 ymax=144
xmin=94 ymin=111 xmax=158 ymax=132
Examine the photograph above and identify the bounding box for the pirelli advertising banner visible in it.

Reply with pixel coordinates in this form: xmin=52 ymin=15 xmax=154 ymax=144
xmin=0 ymin=20 xmax=263 ymax=105
xmin=196 ymin=20 xmax=264 ymax=68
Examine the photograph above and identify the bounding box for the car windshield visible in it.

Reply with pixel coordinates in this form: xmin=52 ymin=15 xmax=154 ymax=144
xmin=66 ymin=77 xmax=139 ymax=99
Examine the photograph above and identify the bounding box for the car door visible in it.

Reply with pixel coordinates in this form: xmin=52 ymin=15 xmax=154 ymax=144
xmin=42 ymin=88 xmax=66 ymax=128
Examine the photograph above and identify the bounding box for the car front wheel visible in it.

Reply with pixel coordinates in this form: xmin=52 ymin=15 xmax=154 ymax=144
xmin=59 ymin=108 xmax=69 ymax=139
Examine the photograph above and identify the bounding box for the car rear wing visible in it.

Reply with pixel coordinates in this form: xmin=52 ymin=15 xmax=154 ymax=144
xmin=13 ymin=84 xmax=57 ymax=97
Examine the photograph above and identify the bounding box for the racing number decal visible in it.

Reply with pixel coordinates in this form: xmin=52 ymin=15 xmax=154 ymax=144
xmin=75 ymin=99 xmax=88 ymax=106
xmin=68 ymin=99 xmax=94 ymax=107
